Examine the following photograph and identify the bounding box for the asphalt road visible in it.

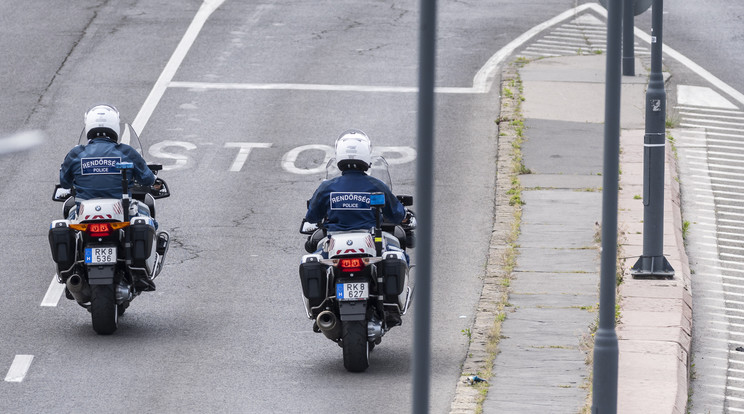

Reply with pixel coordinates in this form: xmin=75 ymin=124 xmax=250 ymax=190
xmin=0 ymin=1 xmax=589 ymax=413
xmin=5 ymin=1 xmax=739 ymax=412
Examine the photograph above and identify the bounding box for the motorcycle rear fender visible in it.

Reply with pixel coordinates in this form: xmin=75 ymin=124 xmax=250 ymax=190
xmin=338 ymin=300 xmax=367 ymax=321
xmin=87 ymin=265 xmax=115 ymax=285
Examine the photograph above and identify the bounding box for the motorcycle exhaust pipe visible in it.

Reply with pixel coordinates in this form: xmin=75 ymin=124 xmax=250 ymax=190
xmin=66 ymin=274 xmax=91 ymax=304
xmin=316 ymin=310 xmax=342 ymax=341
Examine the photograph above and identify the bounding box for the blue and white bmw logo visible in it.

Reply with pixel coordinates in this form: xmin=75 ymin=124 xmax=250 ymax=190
xmin=346 ymin=240 xmax=353 ymax=246
xmin=95 ymin=205 xmax=102 ymax=211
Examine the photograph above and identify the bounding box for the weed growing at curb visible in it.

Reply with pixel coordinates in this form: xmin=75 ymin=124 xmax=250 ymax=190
xmin=454 ymin=58 xmax=528 ymax=414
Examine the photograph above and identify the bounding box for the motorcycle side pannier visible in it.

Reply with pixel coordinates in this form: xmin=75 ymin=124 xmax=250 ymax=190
xmin=48 ymin=225 xmax=76 ymax=270
xmin=299 ymin=261 xmax=326 ymax=307
xmin=130 ymin=223 xmax=156 ymax=268
xmin=382 ymin=257 xmax=407 ymax=297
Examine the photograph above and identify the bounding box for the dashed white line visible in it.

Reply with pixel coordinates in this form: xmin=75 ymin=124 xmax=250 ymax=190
xmin=5 ymin=355 xmax=33 ymax=383
xmin=40 ymin=274 xmax=65 ymax=307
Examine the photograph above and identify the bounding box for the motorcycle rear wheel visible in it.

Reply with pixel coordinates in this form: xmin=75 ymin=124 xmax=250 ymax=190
xmin=342 ymin=321 xmax=369 ymax=372
xmin=91 ymin=284 xmax=118 ymax=335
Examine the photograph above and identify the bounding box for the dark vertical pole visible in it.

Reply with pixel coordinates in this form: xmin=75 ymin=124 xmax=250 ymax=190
xmin=592 ymin=0 xmax=621 ymax=412
xmin=412 ymin=0 xmax=436 ymax=413
xmin=630 ymin=0 xmax=674 ymax=278
xmin=622 ymin=0 xmax=635 ymax=76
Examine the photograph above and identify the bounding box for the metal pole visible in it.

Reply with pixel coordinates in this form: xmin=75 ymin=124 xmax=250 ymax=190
xmin=622 ymin=0 xmax=635 ymax=76
xmin=592 ymin=0 xmax=621 ymax=411
xmin=630 ymin=0 xmax=674 ymax=278
xmin=412 ymin=0 xmax=435 ymax=413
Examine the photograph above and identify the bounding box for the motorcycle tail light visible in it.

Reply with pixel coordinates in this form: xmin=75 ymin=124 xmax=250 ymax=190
xmin=70 ymin=222 xmax=129 ymax=237
xmin=338 ymin=258 xmax=365 ymax=273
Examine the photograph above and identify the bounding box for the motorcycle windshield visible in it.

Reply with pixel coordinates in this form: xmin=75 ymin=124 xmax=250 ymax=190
xmin=78 ymin=123 xmax=144 ymax=154
xmin=324 ymin=156 xmax=393 ymax=192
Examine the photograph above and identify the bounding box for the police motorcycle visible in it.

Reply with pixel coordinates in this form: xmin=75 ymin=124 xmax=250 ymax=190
xmin=48 ymin=124 xmax=170 ymax=335
xmin=299 ymin=156 xmax=416 ymax=372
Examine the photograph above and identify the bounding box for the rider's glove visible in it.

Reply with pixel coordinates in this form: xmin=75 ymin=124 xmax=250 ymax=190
xmin=402 ymin=210 xmax=416 ymax=229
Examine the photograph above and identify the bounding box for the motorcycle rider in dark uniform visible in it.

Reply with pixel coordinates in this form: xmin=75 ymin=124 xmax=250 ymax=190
xmin=61 ymin=105 xmax=154 ymax=204
xmin=304 ymin=129 xmax=412 ymax=256
xmin=59 ymin=104 xmax=169 ymax=269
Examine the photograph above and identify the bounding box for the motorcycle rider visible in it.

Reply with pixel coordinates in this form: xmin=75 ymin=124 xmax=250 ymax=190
xmin=304 ymin=129 xmax=411 ymax=255
xmin=60 ymin=104 xmax=155 ymax=219
xmin=59 ymin=104 xmax=169 ymax=266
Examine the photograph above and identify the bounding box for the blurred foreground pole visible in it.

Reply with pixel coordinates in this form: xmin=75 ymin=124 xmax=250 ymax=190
xmin=412 ymin=0 xmax=436 ymax=413
xmin=592 ymin=0 xmax=621 ymax=412
xmin=630 ymin=0 xmax=674 ymax=278
xmin=622 ymin=0 xmax=635 ymax=76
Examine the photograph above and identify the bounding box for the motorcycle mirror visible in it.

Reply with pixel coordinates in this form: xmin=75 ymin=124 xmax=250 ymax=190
xmin=151 ymin=178 xmax=170 ymax=199
xmin=148 ymin=164 xmax=163 ymax=172
xmin=52 ymin=185 xmax=72 ymax=202
xmin=300 ymin=219 xmax=318 ymax=235
xmin=396 ymin=194 xmax=413 ymax=207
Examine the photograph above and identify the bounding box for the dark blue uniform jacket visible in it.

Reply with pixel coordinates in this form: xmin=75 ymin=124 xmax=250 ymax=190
xmin=305 ymin=170 xmax=406 ymax=232
xmin=60 ymin=137 xmax=155 ymax=201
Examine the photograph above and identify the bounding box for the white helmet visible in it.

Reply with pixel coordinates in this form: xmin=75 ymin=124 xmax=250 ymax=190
xmin=335 ymin=129 xmax=372 ymax=171
xmin=84 ymin=104 xmax=120 ymax=141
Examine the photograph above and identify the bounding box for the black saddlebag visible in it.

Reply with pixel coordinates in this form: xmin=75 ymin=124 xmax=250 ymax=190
xmin=299 ymin=261 xmax=326 ymax=307
xmin=48 ymin=225 xmax=76 ymax=270
xmin=130 ymin=222 xmax=156 ymax=268
xmin=381 ymin=257 xmax=407 ymax=297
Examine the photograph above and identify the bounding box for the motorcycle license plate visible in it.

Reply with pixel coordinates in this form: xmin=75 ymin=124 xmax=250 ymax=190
xmin=336 ymin=282 xmax=369 ymax=301
xmin=85 ymin=247 xmax=117 ymax=264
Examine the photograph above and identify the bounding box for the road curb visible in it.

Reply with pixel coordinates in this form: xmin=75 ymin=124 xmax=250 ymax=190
xmin=616 ymin=131 xmax=692 ymax=413
xmin=449 ymin=65 xmax=523 ymax=414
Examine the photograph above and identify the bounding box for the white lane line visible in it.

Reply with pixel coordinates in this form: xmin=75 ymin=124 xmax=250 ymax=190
xmin=129 ymin=0 xmax=227 ymax=139
xmin=40 ymin=274 xmax=65 ymax=307
xmin=170 ymin=81 xmax=419 ymax=93
xmin=5 ymin=355 xmax=34 ymax=382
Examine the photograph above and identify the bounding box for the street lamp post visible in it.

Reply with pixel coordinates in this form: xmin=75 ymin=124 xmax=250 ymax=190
xmin=630 ymin=0 xmax=674 ymax=278
xmin=412 ymin=0 xmax=436 ymax=413
xmin=622 ymin=0 xmax=635 ymax=76
xmin=592 ymin=0 xmax=622 ymax=411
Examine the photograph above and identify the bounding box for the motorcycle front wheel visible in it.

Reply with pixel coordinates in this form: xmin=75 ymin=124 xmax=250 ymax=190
xmin=91 ymin=284 xmax=118 ymax=335
xmin=342 ymin=321 xmax=369 ymax=372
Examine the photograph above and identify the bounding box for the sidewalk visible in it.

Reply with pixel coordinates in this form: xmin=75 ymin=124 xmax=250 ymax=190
xmin=457 ymin=54 xmax=691 ymax=413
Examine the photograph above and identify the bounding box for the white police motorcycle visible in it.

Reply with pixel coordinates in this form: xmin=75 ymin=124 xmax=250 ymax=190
xmin=299 ymin=157 xmax=416 ymax=372
xmin=48 ymin=124 xmax=170 ymax=334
